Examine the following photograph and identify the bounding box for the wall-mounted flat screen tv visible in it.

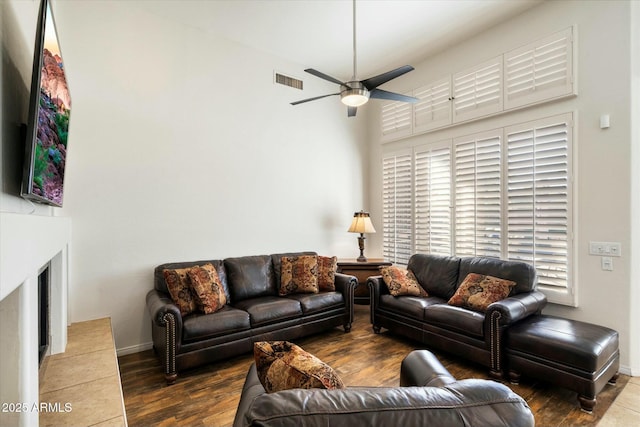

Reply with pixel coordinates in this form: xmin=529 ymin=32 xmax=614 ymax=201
xmin=21 ymin=0 xmax=71 ymax=207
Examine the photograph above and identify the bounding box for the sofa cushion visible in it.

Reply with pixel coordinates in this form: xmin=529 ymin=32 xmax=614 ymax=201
xmin=448 ymin=273 xmax=515 ymax=312
xmin=458 ymin=257 xmax=537 ymax=295
xmin=408 ymin=254 xmax=461 ymax=300
xmin=233 ymin=297 xmax=303 ymax=327
xmin=317 ymin=256 xmax=338 ymax=291
xmin=187 ymin=264 xmax=227 ymax=314
xmin=379 ymin=294 xmax=442 ymax=320
xmin=253 ymin=341 xmax=345 ymax=393
xmin=182 ymin=306 xmax=251 ymax=342
xmin=271 ymin=252 xmax=317 ymax=290
xmin=423 ymin=304 xmax=485 ymax=338
xmin=156 ymin=260 xmax=231 ymax=304
xmin=279 ymin=255 xmax=319 ymax=296
xmin=162 ymin=267 xmax=198 ymax=316
xmin=380 ymin=266 xmax=428 ymax=297
xmin=284 ymin=292 xmax=344 ymax=315
xmin=225 ymin=255 xmax=276 ymax=302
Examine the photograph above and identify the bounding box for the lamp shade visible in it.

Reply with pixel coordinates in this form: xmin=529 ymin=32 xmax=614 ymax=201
xmin=347 ymin=211 xmax=376 ymax=234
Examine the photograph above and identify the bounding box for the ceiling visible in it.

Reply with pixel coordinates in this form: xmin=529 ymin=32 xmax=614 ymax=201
xmin=135 ymin=0 xmax=543 ymax=81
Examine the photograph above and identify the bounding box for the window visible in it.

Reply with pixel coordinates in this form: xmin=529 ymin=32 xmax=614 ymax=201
xmin=415 ymin=143 xmax=452 ymax=256
xmin=506 ymin=114 xmax=572 ymax=302
xmin=380 ymin=27 xmax=575 ymax=142
xmin=381 ymin=113 xmax=573 ymax=305
xmin=382 ymin=152 xmax=413 ymax=265
xmin=452 ymin=57 xmax=503 ymax=123
xmin=504 ymin=28 xmax=573 ymax=110
xmin=453 ymin=131 xmax=502 ymax=258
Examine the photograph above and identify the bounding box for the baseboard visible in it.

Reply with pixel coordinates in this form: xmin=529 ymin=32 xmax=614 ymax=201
xmin=116 ymin=341 xmax=153 ymax=357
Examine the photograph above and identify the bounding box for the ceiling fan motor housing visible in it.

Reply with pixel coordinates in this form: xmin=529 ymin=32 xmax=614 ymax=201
xmin=340 ymin=81 xmax=370 ymax=107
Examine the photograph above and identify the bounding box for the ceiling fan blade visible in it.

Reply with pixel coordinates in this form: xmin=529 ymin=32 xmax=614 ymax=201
xmin=361 ymin=65 xmax=415 ymax=90
xmin=304 ymin=69 xmax=349 ymax=87
xmin=347 ymin=106 xmax=357 ymax=117
xmin=291 ymin=93 xmax=340 ymax=106
xmin=370 ymin=88 xmax=418 ymax=103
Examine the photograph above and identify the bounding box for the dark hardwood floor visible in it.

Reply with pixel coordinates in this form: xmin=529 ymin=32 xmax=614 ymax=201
xmin=118 ymin=305 xmax=628 ymax=426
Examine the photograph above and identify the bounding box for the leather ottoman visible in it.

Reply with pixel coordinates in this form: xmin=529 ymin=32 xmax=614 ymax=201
xmin=505 ymin=315 xmax=619 ymax=413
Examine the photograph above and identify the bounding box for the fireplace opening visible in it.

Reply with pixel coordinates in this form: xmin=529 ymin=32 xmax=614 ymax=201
xmin=38 ymin=265 xmax=50 ymax=366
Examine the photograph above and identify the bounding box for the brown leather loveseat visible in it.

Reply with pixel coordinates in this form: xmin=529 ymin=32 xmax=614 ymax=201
xmin=233 ymin=349 xmax=534 ymax=427
xmin=146 ymin=251 xmax=356 ymax=384
xmin=369 ymin=254 xmax=547 ymax=378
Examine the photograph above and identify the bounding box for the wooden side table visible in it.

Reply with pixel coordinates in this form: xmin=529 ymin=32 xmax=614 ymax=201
xmin=337 ymin=259 xmax=392 ymax=305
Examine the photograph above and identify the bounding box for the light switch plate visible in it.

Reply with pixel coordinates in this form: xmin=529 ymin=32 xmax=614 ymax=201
xmin=589 ymin=241 xmax=622 ymax=257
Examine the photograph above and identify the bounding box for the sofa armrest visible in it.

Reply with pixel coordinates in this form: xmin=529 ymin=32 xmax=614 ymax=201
xmin=146 ymin=289 xmax=183 ymax=384
xmin=367 ymin=276 xmax=387 ymax=323
xmin=334 ymin=272 xmax=357 ymax=330
xmin=484 ymin=290 xmax=547 ymax=377
xmin=486 ymin=291 xmax=547 ymax=326
xmin=400 ymin=350 xmax=456 ymax=387
xmin=146 ymin=289 xmax=183 ymax=332
xmin=334 ymin=272 xmax=357 ymax=295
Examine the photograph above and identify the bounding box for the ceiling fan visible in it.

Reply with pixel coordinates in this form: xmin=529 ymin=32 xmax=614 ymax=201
xmin=291 ymin=0 xmax=418 ymax=117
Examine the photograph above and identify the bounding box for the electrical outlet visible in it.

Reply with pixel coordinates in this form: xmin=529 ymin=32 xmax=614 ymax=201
xmin=589 ymin=242 xmax=622 ymax=257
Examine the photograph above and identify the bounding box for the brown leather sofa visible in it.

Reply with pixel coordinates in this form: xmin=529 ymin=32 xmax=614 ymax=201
xmin=369 ymin=254 xmax=547 ymax=378
xmin=233 ymin=349 xmax=535 ymax=427
xmin=146 ymin=251 xmax=356 ymax=384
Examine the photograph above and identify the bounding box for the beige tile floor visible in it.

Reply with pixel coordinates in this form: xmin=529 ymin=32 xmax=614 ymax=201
xmin=39 ymin=318 xmax=127 ymax=427
xmin=598 ymin=375 xmax=640 ymax=426
xmin=40 ymin=317 xmax=637 ymax=427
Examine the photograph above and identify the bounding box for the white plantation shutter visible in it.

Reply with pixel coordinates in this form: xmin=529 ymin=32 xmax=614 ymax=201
xmin=381 ymin=100 xmax=412 ymax=141
xmin=415 ymin=144 xmax=452 ymax=256
xmin=454 ymin=131 xmax=502 ymax=258
xmin=504 ymin=28 xmax=574 ymax=110
xmin=506 ymin=114 xmax=572 ymax=301
xmin=382 ymin=152 xmax=413 ymax=265
xmin=413 ymin=78 xmax=452 ymax=132
xmin=452 ymin=57 xmax=503 ymax=123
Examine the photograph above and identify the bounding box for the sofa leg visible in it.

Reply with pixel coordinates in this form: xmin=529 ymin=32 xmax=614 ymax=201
xmin=608 ymin=372 xmax=619 ymax=385
xmin=165 ymin=372 xmax=177 ymax=386
xmin=343 ymin=323 xmax=352 ymax=333
xmin=373 ymin=325 xmax=381 ymax=334
xmin=489 ymin=369 xmax=503 ymax=381
xmin=578 ymin=395 xmax=596 ymax=413
xmin=508 ymin=370 xmax=520 ymax=385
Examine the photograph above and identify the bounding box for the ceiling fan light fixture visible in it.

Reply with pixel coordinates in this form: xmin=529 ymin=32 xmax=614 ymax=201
xmin=340 ymin=82 xmax=370 ymax=107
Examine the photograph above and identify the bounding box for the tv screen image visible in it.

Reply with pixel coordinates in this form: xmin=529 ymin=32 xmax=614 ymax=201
xmin=21 ymin=0 xmax=71 ymax=207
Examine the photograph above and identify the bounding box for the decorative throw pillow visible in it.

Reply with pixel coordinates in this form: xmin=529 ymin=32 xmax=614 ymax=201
xmin=317 ymin=255 xmax=337 ymax=291
xmin=163 ymin=267 xmax=197 ymax=316
xmin=187 ymin=264 xmax=227 ymax=314
xmin=448 ymin=273 xmax=516 ymax=312
xmin=253 ymin=341 xmax=345 ymax=393
xmin=379 ymin=266 xmax=428 ymax=297
xmin=279 ymin=255 xmax=319 ymax=296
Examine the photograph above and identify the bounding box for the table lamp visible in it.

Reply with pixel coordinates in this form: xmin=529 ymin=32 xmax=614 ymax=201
xmin=347 ymin=210 xmax=376 ymax=262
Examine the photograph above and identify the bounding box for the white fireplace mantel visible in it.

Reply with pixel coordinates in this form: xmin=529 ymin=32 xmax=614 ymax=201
xmin=1 ymin=212 xmax=71 ymax=302
xmin=0 ymin=212 xmax=71 ymax=427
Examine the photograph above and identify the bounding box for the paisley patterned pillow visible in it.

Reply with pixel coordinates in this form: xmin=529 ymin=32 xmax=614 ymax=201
xmin=379 ymin=266 xmax=428 ymax=297
xmin=317 ymin=256 xmax=337 ymax=291
xmin=253 ymin=341 xmax=345 ymax=393
xmin=187 ymin=264 xmax=227 ymax=314
xmin=163 ymin=267 xmax=197 ymax=316
xmin=448 ymin=273 xmax=516 ymax=312
xmin=280 ymin=255 xmax=319 ymax=295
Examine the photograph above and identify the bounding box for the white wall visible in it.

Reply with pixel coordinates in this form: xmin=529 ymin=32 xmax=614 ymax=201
xmin=367 ymin=0 xmax=637 ymax=373
xmin=51 ymin=1 xmax=368 ymax=353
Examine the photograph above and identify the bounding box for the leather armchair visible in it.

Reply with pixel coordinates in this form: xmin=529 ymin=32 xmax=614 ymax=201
xmin=233 ymin=350 xmax=534 ymax=427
